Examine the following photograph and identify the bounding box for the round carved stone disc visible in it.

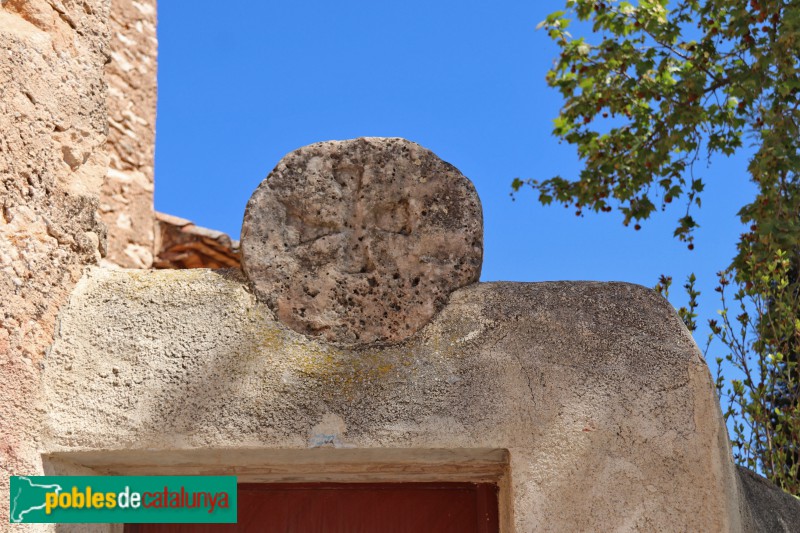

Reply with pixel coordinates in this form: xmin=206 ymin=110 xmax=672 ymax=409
xmin=241 ymin=137 xmax=483 ymax=345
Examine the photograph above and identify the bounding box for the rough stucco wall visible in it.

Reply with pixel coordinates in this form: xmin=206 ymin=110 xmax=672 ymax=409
xmin=45 ymin=268 xmax=751 ymax=531
xmin=100 ymin=0 xmax=156 ymax=269
xmin=0 ymin=0 xmax=110 ymax=526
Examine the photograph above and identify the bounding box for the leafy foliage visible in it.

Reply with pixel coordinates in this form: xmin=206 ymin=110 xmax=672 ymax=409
xmin=655 ymin=273 xmax=700 ymax=331
xmin=711 ymin=253 xmax=800 ymax=495
xmin=522 ymin=0 xmax=800 ymax=494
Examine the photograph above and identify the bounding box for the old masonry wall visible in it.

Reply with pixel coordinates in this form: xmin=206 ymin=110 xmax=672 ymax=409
xmin=0 ymin=0 xmax=157 ymax=527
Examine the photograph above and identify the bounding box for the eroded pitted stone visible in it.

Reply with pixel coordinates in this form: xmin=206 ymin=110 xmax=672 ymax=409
xmin=241 ymin=137 xmax=483 ymax=345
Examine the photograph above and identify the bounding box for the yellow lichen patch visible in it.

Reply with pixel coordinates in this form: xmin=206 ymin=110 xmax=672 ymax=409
xmin=289 ymin=343 xmax=414 ymax=402
xmin=230 ymin=305 xmax=290 ymax=366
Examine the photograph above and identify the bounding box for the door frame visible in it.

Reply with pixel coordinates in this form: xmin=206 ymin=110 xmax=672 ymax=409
xmin=43 ymin=448 xmax=514 ymax=533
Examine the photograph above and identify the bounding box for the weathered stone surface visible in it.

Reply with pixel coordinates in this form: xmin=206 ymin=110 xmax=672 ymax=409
xmin=241 ymin=137 xmax=483 ymax=345
xmin=100 ymin=0 xmax=157 ymax=268
xmin=45 ymin=268 xmax=772 ymax=531
xmin=154 ymin=212 xmax=240 ymax=269
xmin=737 ymin=465 xmax=800 ymax=532
xmin=0 ymin=0 xmax=110 ymax=525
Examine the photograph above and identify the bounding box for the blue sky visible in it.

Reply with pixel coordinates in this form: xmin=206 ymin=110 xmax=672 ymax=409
xmin=154 ymin=1 xmax=755 ymax=333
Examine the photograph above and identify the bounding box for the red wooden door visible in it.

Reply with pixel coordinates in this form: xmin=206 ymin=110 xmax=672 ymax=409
xmin=126 ymin=482 xmax=499 ymax=533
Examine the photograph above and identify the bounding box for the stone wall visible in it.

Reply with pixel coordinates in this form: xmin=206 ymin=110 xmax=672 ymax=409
xmin=44 ymin=269 xmax=749 ymax=531
xmin=3 ymin=0 xmax=800 ymax=528
xmin=0 ymin=0 xmax=111 ymax=525
xmin=100 ymin=0 xmax=157 ymax=268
